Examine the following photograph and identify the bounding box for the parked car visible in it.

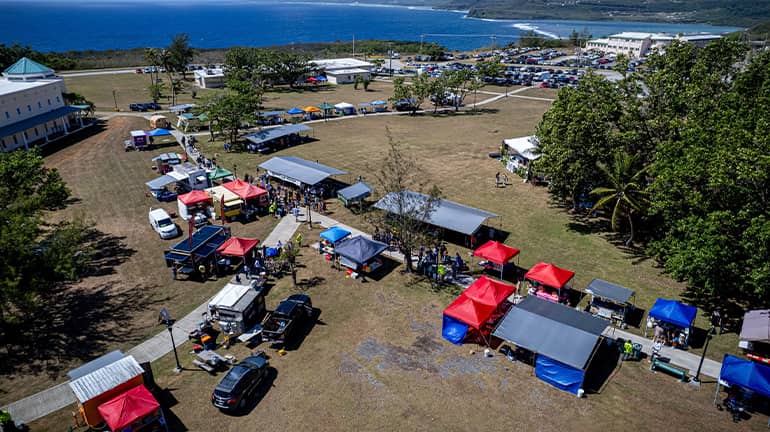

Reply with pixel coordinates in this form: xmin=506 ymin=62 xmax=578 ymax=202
xmin=261 ymin=294 xmax=313 ymax=345
xmin=211 ymin=353 xmax=269 ymax=412
xmin=148 ymin=208 xmax=179 ymax=239
xmin=135 ymin=68 xmax=143 ymax=74
xmin=129 ymin=103 xmax=147 ymax=112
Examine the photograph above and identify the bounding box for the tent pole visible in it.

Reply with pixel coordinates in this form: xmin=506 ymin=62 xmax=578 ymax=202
xmin=713 ymin=380 xmax=721 ymax=405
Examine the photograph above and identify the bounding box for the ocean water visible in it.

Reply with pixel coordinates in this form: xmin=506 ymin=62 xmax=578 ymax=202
xmin=0 ymin=0 xmax=743 ymax=52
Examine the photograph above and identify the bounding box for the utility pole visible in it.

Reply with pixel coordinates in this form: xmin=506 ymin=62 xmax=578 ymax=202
xmin=420 ymin=34 xmax=425 ymax=52
xmin=389 ymin=42 xmax=393 ymax=78
xmin=352 ymin=35 xmax=356 ymax=58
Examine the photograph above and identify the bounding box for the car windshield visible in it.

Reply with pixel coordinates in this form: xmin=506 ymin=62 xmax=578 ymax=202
xmin=157 ymin=218 xmax=173 ymax=227
xmin=218 ymin=365 xmax=250 ymax=392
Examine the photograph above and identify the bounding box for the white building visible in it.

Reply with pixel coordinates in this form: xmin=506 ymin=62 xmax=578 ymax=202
xmin=311 ymin=58 xmax=373 ymax=85
xmin=194 ymin=68 xmax=225 ymax=89
xmin=586 ymin=32 xmax=723 ymax=58
xmin=0 ymin=57 xmax=88 ymax=152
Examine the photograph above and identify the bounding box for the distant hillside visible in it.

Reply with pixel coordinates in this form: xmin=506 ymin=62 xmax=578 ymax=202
xmin=750 ymin=20 xmax=770 ymax=39
xmin=443 ymin=0 xmax=770 ymax=27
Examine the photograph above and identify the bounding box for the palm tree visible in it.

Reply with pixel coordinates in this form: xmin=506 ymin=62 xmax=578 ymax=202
xmin=589 ymin=151 xmax=650 ymax=246
xmin=158 ymin=49 xmax=176 ymax=106
xmin=143 ymin=48 xmax=159 ymax=86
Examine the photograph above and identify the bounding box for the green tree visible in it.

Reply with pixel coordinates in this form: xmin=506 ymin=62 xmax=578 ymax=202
xmin=589 ymin=151 xmax=650 ymax=245
xmin=147 ymin=82 xmax=164 ymax=103
xmin=391 ymin=74 xmax=431 ymax=115
xmin=167 ymin=33 xmax=195 ymax=80
xmin=62 ymin=92 xmax=95 ymax=115
xmin=202 ymin=91 xmax=259 ymax=145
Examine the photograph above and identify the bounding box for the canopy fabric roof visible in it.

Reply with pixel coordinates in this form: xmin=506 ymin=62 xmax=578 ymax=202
xmin=337 ymin=182 xmax=373 ymax=202
xmin=303 ymin=106 xmax=322 ymax=113
xmin=585 ymin=279 xmax=635 ymax=305
xmin=444 ymin=294 xmax=496 ymax=329
xmin=259 ymin=156 xmax=347 ymax=186
xmin=357 ymin=103 xmax=372 ymax=107
xmin=373 ymin=191 xmax=498 ymax=236
xmin=504 ymin=136 xmax=541 ymax=161
xmin=371 ymin=100 xmax=388 ymax=105
xmin=334 ymin=235 xmax=388 ymax=265
xmin=207 ymin=167 xmax=233 ymax=180
xmin=648 ymin=298 xmax=697 ymax=329
xmin=97 ymin=385 xmax=160 ymax=432
xmin=464 ymin=276 xmax=516 ymax=307
xmin=720 ymin=354 xmax=770 ymax=398
xmin=242 ymin=124 xmax=312 ymax=146
xmin=0 ymin=105 xmax=78 ymax=138
xmin=149 ymin=114 xmax=166 ymax=121
xmin=286 ymin=107 xmax=304 ymax=115
xmin=151 ymin=152 xmax=183 ymax=162
xmin=145 ymin=174 xmax=176 ymax=190
xmin=170 ymin=225 xmax=229 ymax=256
xmin=317 ymin=102 xmax=334 ymax=110
xmin=177 ymin=189 xmax=211 ymax=206
xmin=320 ymin=226 xmax=351 ymax=244
xmin=259 ymin=110 xmax=284 ymax=117
xmin=525 ymin=262 xmax=575 ymax=289
xmin=206 ymin=186 xmax=243 ymax=205
xmin=740 ymin=310 xmax=770 ymax=342
xmin=334 ymin=102 xmax=355 ymax=109
xmin=222 ymin=179 xmax=268 ymax=200
xmin=492 ymin=296 xmax=608 ymax=370
xmin=473 ymin=240 xmax=520 ymax=266
xmin=168 ymin=103 xmax=196 ymax=112
xmin=216 ymin=237 xmax=260 ymax=257
xmin=68 ymin=355 xmax=144 ymax=403
xmin=146 ymin=128 xmax=172 ymax=137
xmin=316 ymin=76 xmax=328 ymax=81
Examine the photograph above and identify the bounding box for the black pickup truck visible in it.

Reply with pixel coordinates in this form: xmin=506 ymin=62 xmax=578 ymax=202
xmin=261 ymin=294 xmax=313 ymax=345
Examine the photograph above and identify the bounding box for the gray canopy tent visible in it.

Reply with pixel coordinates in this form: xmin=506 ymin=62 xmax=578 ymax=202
xmin=337 ymin=181 xmax=373 ymax=208
xmin=493 ymin=296 xmax=608 ymax=395
xmin=584 ymin=278 xmax=636 ymax=327
xmin=259 ymin=156 xmax=347 ymax=188
xmin=373 ymin=190 xmax=498 ymax=236
xmin=739 ymin=310 xmax=770 ymax=362
xmin=333 ymin=235 xmax=389 ymax=274
xmin=243 ymin=124 xmax=311 ymax=146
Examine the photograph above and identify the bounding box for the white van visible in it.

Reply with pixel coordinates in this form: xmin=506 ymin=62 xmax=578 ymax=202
xmin=149 ymin=208 xmax=179 ymax=239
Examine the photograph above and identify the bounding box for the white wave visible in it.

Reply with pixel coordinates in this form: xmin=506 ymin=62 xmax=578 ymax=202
xmin=511 ymin=23 xmax=561 ymax=39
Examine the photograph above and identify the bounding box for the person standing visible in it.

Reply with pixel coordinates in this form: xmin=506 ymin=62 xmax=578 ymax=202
xmin=495 ymin=172 xmax=500 ymax=187
xmin=296 ymin=232 xmax=303 ymax=248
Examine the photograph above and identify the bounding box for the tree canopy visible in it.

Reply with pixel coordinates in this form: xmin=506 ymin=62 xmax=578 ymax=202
xmin=535 ymin=39 xmax=770 ymax=314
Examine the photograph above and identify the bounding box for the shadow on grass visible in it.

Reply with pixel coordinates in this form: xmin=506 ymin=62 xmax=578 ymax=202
xmin=583 ymin=338 xmax=621 ymax=394
xmin=228 ymin=367 xmax=278 ymax=417
xmin=282 ymin=307 xmax=322 ymax=352
xmin=83 ymin=230 xmax=137 ymax=277
xmin=153 ymin=387 xmax=189 ymax=431
xmin=38 ymin=120 xmax=108 ymax=157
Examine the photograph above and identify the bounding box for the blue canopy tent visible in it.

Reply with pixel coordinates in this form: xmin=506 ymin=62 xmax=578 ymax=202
xmin=316 ymin=76 xmax=328 ymax=82
xmin=715 ymin=354 xmax=770 ymax=424
xmin=334 ymin=235 xmax=389 ymax=273
xmin=442 ymin=315 xmax=469 ymax=345
xmin=146 ymin=128 xmax=172 ymax=136
xmin=286 ymin=107 xmax=304 ymax=115
xmin=320 ymin=227 xmax=351 ymax=244
xmin=648 ymin=298 xmax=697 ymax=329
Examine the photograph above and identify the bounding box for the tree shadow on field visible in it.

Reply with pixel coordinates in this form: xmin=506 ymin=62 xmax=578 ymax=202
xmin=83 ymin=230 xmax=137 ymax=277
xmin=38 ymin=121 xmax=108 ymax=157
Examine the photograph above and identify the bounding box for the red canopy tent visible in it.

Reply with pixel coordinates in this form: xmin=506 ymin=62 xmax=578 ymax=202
xmin=222 ymin=179 xmax=268 ymax=201
xmin=464 ymin=276 xmax=516 ymax=306
xmin=524 ymin=262 xmax=575 ymax=303
xmin=473 ymin=240 xmax=520 ymax=279
xmin=443 ymin=294 xmax=496 ymax=329
xmin=97 ymin=385 xmax=164 ymax=432
xmin=216 ymin=237 xmax=260 ymax=257
xmin=177 ymin=189 xmax=212 ymax=206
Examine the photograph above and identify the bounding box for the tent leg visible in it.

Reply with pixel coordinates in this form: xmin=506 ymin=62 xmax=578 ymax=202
xmin=713 ymin=381 xmax=721 ymax=405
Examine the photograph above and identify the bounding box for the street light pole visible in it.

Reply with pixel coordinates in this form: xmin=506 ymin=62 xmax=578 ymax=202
xmin=159 ymin=308 xmax=183 ymax=373
xmin=693 ymin=326 xmax=716 ymax=384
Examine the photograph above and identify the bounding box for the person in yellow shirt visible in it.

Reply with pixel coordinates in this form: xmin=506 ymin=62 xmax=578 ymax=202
xmin=296 ymin=232 xmax=303 ymax=248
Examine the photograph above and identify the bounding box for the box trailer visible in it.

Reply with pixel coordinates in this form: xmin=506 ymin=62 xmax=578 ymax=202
xmin=208 ymin=281 xmax=265 ymax=336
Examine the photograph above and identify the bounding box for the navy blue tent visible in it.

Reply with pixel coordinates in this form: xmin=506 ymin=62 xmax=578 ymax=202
xmin=649 ymin=298 xmax=697 ymax=329
xmin=320 ymin=227 xmax=351 ymax=244
xmin=718 ymin=354 xmax=770 ymax=399
xmin=334 ymin=236 xmax=388 ymax=265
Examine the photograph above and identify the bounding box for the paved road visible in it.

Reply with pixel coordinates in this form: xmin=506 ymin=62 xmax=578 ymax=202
xmin=60 ymin=68 xmax=137 ymax=78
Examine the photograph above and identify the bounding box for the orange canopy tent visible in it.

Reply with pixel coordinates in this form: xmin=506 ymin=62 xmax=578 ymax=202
xmin=222 ymin=179 xmax=268 ymax=201
xmin=302 ymin=106 xmax=322 ymax=113
xmin=216 ymin=237 xmax=260 ymax=258
xmin=97 ymin=385 xmax=164 ymax=432
xmin=464 ymin=276 xmax=517 ymax=307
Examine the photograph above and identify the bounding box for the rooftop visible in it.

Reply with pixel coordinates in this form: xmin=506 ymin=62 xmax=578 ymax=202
xmin=3 ymin=57 xmax=55 ymax=78
xmin=0 ymin=78 xmax=60 ymax=96
xmin=311 ymin=58 xmax=373 ymax=71
xmin=609 ymin=32 xmax=653 ymax=40
xmin=194 ymin=68 xmax=224 ymax=78
xmin=327 ymin=68 xmax=371 ymax=75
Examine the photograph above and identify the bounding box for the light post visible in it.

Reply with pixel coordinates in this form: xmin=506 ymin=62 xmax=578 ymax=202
xmin=233 ymin=163 xmax=238 ymax=179
xmin=389 ymin=43 xmax=393 ymax=78
xmin=112 ymin=89 xmax=118 ymax=112
xmin=693 ymin=326 xmax=716 ymax=384
xmin=159 ymin=308 xmax=183 ymax=373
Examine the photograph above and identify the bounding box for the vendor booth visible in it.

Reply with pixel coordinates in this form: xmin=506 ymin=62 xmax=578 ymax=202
xmin=714 ymin=354 xmax=770 ymax=424
xmin=222 ymin=179 xmax=268 ymax=220
xmin=493 ymin=296 xmax=608 ymax=395
xmin=164 ymin=225 xmax=230 ymax=279
xmin=168 ymin=162 xmax=209 ymax=193
xmin=442 ymin=277 xmax=514 ymax=345
xmin=584 ymin=278 xmax=636 ymax=327
xmin=371 ymin=100 xmax=388 ymax=112
xmin=152 ymin=153 xmax=184 ymax=174
xmin=216 ymin=237 xmax=260 ymax=274
xmin=97 ymin=385 xmax=168 ymax=432
xmin=257 ymin=111 xmax=285 ymax=126
xmin=149 ymin=114 xmax=169 ymax=129
xmin=319 ymin=226 xmax=352 ymax=256
xmin=127 ymin=130 xmax=148 ymax=151
xmin=502 ymin=136 xmax=541 ymax=173
xmin=739 ymin=310 xmax=770 ymax=364
xmin=334 ymin=102 xmax=356 ymax=116
xmin=144 ymin=175 xmax=177 ymax=202
xmin=333 ymin=235 xmax=389 ymax=276
xmin=473 ymin=240 xmax=520 ymax=279
xmin=67 ymin=351 xmax=146 ymax=429
xmin=259 ymin=156 xmax=347 ymax=191
xmin=206 ymin=186 xmax=243 ymax=222
xmin=524 ymin=262 xmax=575 ymax=304
xmin=646 ymin=298 xmax=697 ymax=349
xmin=242 ymin=124 xmax=312 ymax=154
xmin=177 ymin=189 xmax=212 ymax=224
xmin=337 ymin=182 xmax=373 ymax=209
xmin=207 ymin=167 xmax=235 ymax=185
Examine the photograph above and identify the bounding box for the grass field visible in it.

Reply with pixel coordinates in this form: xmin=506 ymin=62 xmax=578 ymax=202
xmin=6 ymin=80 xmax=754 ymax=430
